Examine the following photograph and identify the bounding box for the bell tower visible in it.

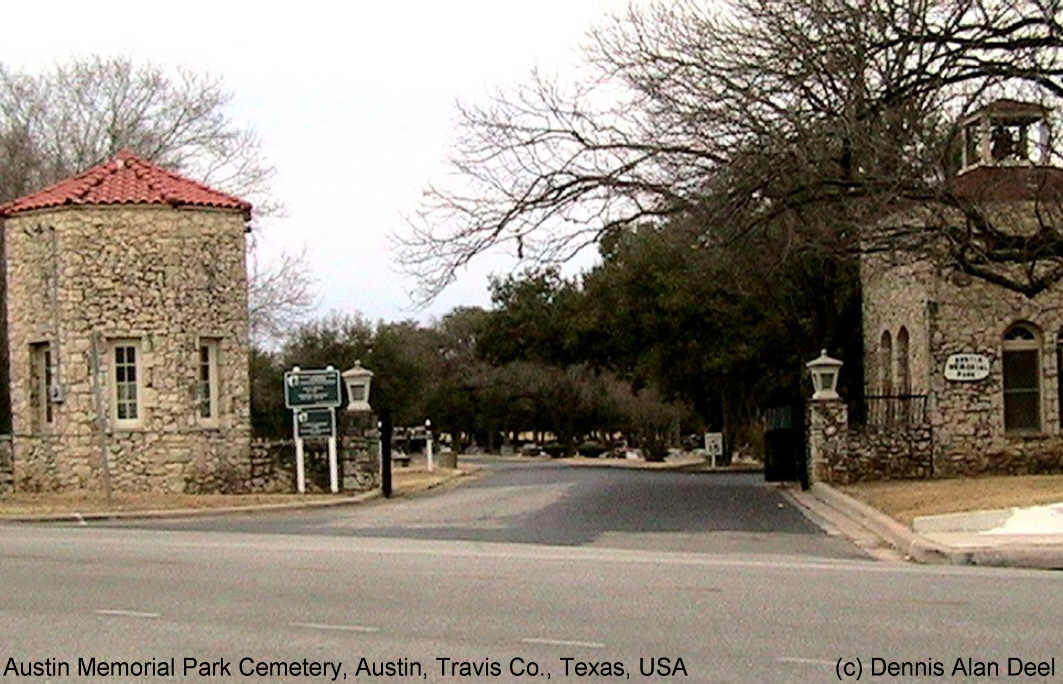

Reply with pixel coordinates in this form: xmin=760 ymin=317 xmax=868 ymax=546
xmin=959 ymin=99 xmax=1052 ymax=172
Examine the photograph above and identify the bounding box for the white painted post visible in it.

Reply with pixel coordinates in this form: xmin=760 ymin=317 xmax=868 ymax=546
xmin=328 ymin=433 xmax=338 ymax=493
xmin=295 ymin=437 xmax=306 ymax=494
xmin=425 ymin=419 xmax=434 ymax=472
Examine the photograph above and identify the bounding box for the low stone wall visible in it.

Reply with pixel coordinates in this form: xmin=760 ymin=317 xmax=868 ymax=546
xmin=246 ymin=437 xmax=379 ymax=494
xmin=826 ymin=424 xmax=934 ymax=484
xmin=0 ymin=436 xmax=12 ymax=495
xmin=809 ymin=401 xmax=933 ymax=485
xmin=808 ymin=398 xmax=1063 ymax=484
xmin=1 ymin=434 xmax=379 ymax=495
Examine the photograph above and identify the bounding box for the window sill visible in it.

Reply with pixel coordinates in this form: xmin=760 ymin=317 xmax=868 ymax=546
xmin=1004 ymin=431 xmax=1050 ymax=440
xmin=111 ymin=423 xmax=146 ymax=433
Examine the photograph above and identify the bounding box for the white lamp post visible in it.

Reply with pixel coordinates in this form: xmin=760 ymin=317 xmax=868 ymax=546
xmin=425 ymin=419 xmax=434 ymax=472
xmin=806 ymin=349 xmax=843 ymax=400
xmin=342 ymin=361 xmax=374 ymax=413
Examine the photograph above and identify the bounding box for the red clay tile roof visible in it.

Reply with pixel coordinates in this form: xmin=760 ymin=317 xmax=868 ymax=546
xmin=0 ymin=149 xmax=252 ymax=218
xmin=950 ymin=165 xmax=1063 ymax=202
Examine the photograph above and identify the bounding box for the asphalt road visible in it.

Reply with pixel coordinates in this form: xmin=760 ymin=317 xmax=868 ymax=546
xmin=2 ymin=525 xmax=1062 ymax=683
xmin=5 ymin=459 xmax=1062 ymax=682
xmin=91 ymin=458 xmax=866 ymax=559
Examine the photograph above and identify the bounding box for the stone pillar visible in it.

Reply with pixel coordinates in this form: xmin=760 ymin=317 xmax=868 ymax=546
xmin=807 ymin=399 xmax=847 ymax=484
xmin=0 ymin=436 xmax=13 ymax=495
xmin=337 ymin=410 xmax=380 ymax=492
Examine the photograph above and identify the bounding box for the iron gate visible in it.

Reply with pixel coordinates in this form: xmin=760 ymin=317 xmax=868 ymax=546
xmin=763 ymin=402 xmax=808 ymax=488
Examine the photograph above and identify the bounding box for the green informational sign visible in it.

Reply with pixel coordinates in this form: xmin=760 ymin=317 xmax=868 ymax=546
xmin=296 ymin=407 xmax=335 ymax=439
xmin=284 ymin=368 xmax=342 ymax=408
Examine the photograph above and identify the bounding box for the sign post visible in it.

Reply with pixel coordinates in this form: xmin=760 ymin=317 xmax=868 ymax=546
xmin=285 ymin=367 xmax=342 ymax=494
xmin=704 ymin=432 xmax=724 ymax=469
xmin=294 ymin=413 xmax=306 ymax=494
xmin=328 ymin=432 xmax=338 ymax=494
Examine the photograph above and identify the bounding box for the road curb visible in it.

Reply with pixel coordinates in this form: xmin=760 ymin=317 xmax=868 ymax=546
xmin=809 ymin=483 xmax=1063 ymax=570
xmin=0 ymin=489 xmax=383 ymax=524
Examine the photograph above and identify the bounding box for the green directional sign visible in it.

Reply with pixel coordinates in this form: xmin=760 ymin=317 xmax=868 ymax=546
xmin=296 ymin=407 xmax=335 ymax=439
xmin=284 ymin=368 xmax=342 ymax=408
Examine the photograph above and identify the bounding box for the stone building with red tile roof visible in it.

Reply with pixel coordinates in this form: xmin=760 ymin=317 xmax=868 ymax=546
xmin=0 ymin=150 xmax=252 ymax=492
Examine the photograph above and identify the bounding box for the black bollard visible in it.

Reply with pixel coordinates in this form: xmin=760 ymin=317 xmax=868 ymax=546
xmin=381 ymin=411 xmax=393 ymax=498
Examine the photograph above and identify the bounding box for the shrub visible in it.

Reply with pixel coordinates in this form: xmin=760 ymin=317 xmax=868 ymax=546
xmin=578 ymin=442 xmax=609 ymax=458
xmin=542 ymin=443 xmax=567 ymax=458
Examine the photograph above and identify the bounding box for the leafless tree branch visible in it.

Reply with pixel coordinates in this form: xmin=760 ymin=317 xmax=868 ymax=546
xmin=399 ymin=0 xmax=1063 ymax=302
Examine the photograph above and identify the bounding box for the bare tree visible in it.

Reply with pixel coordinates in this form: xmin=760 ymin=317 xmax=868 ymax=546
xmin=0 ymin=55 xmax=317 ymax=335
xmin=401 ymin=0 xmax=1063 ymax=301
xmin=247 ymin=247 xmax=318 ymax=347
xmin=0 ymin=56 xmax=278 ymax=212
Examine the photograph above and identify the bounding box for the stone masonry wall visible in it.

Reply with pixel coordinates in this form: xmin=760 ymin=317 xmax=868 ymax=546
xmin=2 ymin=205 xmax=251 ymax=492
xmin=0 ymin=436 xmax=12 ymax=494
xmin=0 ymin=435 xmax=378 ymax=495
xmin=861 ymin=202 xmax=1063 ymax=477
xmin=808 ymin=401 xmax=934 ymax=485
xmin=927 ymin=272 xmax=1063 ymax=476
xmin=246 ymin=437 xmax=379 ymax=494
xmin=861 ymin=253 xmax=933 ymax=398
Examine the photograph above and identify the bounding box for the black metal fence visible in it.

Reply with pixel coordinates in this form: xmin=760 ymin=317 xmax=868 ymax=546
xmin=849 ymin=394 xmax=929 ymax=426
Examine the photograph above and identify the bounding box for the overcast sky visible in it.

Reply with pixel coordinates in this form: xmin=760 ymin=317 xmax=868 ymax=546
xmin=4 ymin=0 xmax=627 ymax=325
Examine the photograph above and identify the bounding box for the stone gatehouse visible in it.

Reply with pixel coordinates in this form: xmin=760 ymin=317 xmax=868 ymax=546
xmin=825 ymin=99 xmax=1063 ymax=481
xmin=0 ymin=149 xmax=252 ymax=492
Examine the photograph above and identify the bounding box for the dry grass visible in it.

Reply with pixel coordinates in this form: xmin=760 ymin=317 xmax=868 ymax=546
xmin=391 ymin=466 xmax=469 ymax=495
xmin=0 ymin=467 xmax=473 ymax=516
xmin=560 ymin=454 xmax=706 ymax=469
xmin=842 ymin=474 xmax=1063 ymax=527
xmin=0 ymin=491 xmax=342 ymax=516
xmin=559 ymin=454 xmax=762 ymax=472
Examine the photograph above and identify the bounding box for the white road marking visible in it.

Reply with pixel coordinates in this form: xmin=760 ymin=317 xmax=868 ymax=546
xmin=778 ymin=657 xmax=834 ymax=666
xmin=521 ymin=637 xmax=605 ymax=649
xmin=94 ymin=609 xmax=160 ymax=619
xmin=290 ymin=622 xmax=379 ymax=633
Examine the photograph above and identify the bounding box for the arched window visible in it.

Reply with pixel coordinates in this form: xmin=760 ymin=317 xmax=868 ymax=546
xmin=896 ymin=327 xmax=911 ymax=423
xmin=1057 ymin=329 xmax=1063 ymax=429
xmin=897 ymin=327 xmax=911 ymax=395
xmin=1003 ymin=323 xmax=1042 ymax=432
xmin=880 ymin=330 xmax=893 ymax=395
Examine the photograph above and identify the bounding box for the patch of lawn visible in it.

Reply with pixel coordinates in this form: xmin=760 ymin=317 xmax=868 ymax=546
xmin=842 ymin=474 xmax=1063 ymax=527
xmin=391 ymin=466 xmax=469 ymax=495
xmin=0 ymin=466 xmax=475 ymax=516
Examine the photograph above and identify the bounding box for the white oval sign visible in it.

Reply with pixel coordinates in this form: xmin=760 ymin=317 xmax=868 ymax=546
xmin=944 ymin=353 xmax=990 ymax=381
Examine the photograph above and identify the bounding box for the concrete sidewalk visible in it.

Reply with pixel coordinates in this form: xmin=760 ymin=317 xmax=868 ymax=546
xmin=787 ymin=482 xmax=1063 ymax=570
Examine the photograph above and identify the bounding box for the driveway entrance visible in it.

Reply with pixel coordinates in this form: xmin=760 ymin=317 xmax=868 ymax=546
xmin=95 ymin=458 xmax=866 ymax=560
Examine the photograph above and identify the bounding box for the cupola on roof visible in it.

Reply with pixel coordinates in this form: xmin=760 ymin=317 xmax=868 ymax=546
xmin=0 ymin=149 xmax=252 ymax=218
xmin=953 ymin=98 xmax=1063 ymax=201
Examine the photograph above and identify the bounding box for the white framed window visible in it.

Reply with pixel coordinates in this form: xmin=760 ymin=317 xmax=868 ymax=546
xmin=29 ymin=341 xmax=53 ymax=432
xmin=1003 ymin=323 xmax=1042 ymax=433
xmin=198 ymin=338 xmax=220 ymax=423
xmin=110 ymin=339 xmax=142 ymax=428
